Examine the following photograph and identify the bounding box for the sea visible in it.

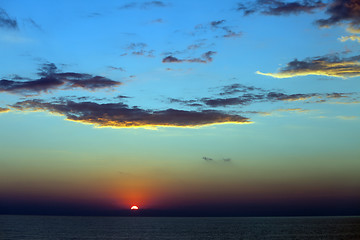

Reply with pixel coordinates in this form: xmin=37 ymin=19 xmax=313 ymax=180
xmin=0 ymin=215 xmax=359 ymax=240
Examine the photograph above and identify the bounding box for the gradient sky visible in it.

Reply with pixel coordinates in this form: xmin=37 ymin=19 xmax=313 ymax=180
xmin=1 ymin=0 xmax=360 ymax=216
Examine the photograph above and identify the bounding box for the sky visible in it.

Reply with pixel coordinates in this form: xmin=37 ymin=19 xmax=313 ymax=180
xmin=0 ymin=0 xmax=360 ymax=216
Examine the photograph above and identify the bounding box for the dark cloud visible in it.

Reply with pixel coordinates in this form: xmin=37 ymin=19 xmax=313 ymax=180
xmin=237 ymin=0 xmax=326 ymax=16
xmin=219 ymin=84 xmax=265 ymax=96
xmin=223 ymin=158 xmax=231 ymax=162
xmin=222 ymin=27 xmax=243 ymax=38
xmin=267 ymin=92 xmax=318 ymax=101
xmin=108 ymin=66 xmax=126 ymax=72
xmin=202 ymin=157 xmax=213 ymax=161
xmin=210 ymin=20 xmax=226 ymax=27
xmin=0 ymin=63 xmax=122 ymax=95
xmin=168 ymin=83 xmax=356 ymax=108
xmin=316 ymin=0 xmax=360 ymax=29
xmin=202 ymin=95 xmax=261 ymax=107
xmin=168 ymin=98 xmax=204 ymax=107
xmin=10 ymin=100 xmax=251 ymax=128
xmin=162 ymin=51 xmax=216 ymax=64
xmin=115 ymin=95 xmax=131 ymax=99
xmin=0 ymin=8 xmax=18 ymax=29
xmin=119 ymin=1 xmax=168 ymax=10
xmin=257 ymin=54 xmax=360 ymax=78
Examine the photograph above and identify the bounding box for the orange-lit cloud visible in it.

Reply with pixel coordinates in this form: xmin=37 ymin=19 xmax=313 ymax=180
xmin=339 ymin=35 xmax=360 ymax=42
xmin=11 ymin=100 xmax=250 ymax=128
xmin=257 ymin=54 xmax=360 ymax=78
xmin=0 ymin=107 xmax=10 ymax=113
xmin=336 ymin=115 xmax=358 ymax=120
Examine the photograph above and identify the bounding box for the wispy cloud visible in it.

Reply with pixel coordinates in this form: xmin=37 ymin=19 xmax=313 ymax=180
xmin=339 ymin=35 xmax=360 ymax=42
xmin=0 ymin=8 xmax=18 ymax=30
xmin=108 ymin=66 xmax=126 ymax=72
xmin=162 ymin=51 xmax=216 ymax=64
xmin=168 ymin=83 xmax=357 ymax=108
xmin=336 ymin=115 xmax=358 ymax=120
xmin=193 ymin=19 xmax=242 ymax=38
xmin=25 ymin=18 xmax=43 ymax=31
xmin=257 ymin=54 xmax=360 ymax=78
xmin=237 ymin=0 xmax=325 ymax=16
xmin=119 ymin=1 xmax=169 ymax=10
xmin=122 ymin=42 xmax=155 ymax=57
xmin=0 ymin=63 xmax=122 ymax=95
xmin=11 ymin=99 xmax=251 ymax=128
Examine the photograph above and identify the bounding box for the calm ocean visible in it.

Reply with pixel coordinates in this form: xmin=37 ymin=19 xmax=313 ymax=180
xmin=0 ymin=215 xmax=359 ymax=239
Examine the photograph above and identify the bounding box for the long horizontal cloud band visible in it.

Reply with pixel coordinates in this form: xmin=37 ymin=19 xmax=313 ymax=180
xmin=257 ymin=54 xmax=360 ymax=78
xmin=10 ymin=100 xmax=251 ymax=128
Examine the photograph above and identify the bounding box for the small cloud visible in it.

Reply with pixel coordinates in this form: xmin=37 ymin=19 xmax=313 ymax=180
xmin=336 ymin=115 xmax=358 ymax=120
xmin=25 ymin=18 xmax=43 ymax=31
xmin=0 ymin=107 xmax=10 ymax=113
xmin=0 ymin=8 xmax=18 ymax=30
xmin=162 ymin=51 xmax=216 ymax=64
xmin=339 ymin=35 xmax=360 ymax=43
xmin=202 ymin=157 xmax=213 ymax=161
xmin=123 ymin=42 xmax=155 ymax=57
xmin=150 ymin=18 xmax=163 ymax=24
xmin=210 ymin=20 xmax=226 ymax=28
xmin=119 ymin=1 xmax=169 ymax=10
xmin=223 ymin=158 xmax=231 ymax=162
xmin=108 ymin=66 xmax=126 ymax=72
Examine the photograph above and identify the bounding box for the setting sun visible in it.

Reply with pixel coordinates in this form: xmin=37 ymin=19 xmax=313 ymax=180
xmin=131 ymin=206 xmax=139 ymax=210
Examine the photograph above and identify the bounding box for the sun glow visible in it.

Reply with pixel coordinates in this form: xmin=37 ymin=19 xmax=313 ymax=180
xmin=131 ymin=205 xmax=139 ymax=210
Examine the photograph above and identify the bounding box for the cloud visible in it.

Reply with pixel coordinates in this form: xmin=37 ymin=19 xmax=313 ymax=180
xmin=237 ymin=0 xmax=325 ymax=16
xmin=0 ymin=107 xmax=10 ymax=113
xmin=339 ymin=35 xmax=360 ymax=42
xmin=256 ymin=54 xmax=360 ymax=78
xmin=119 ymin=1 xmax=168 ymax=10
xmin=108 ymin=66 xmax=126 ymax=72
xmin=11 ymin=100 xmax=251 ymax=128
xmin=267 ymin=92 xmax=318 ymax=101
xmin=122 ymin=42 xmax=155 ymax=57
xmin=194 ymin=19 xmax=242 ymax=38
xmin=0 ymin=63 xmax=122 ymax=95
xmin=0 ymin=8 xmax=18 ymax=30
xmin=210 ymin=20 xmax=226 ymax=27
xmin=336 ymin=115 xmax=358 ymax=120
xmin=219 ymin=84 xmax=265 ymax=96
xmin=315 ymin=0 xmax=360 ymax=30
xmin=168 ymin=83 xmax=357 ymax=108
xmin=202 ymin=96 xmax=260 ymax=107
xmin=162 ymin=51 xmax=216 ymax=64
xmin=25 ymin=18 xmax=42 ymax=31
xmin=150 ymin=18 xmax=163 ymax=24
xmin=202 ymin=157 xmax=213 ymax=161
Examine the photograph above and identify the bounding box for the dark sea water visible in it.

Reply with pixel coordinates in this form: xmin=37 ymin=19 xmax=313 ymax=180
xmin=0 ymin=215 xmax=359 ymax=240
